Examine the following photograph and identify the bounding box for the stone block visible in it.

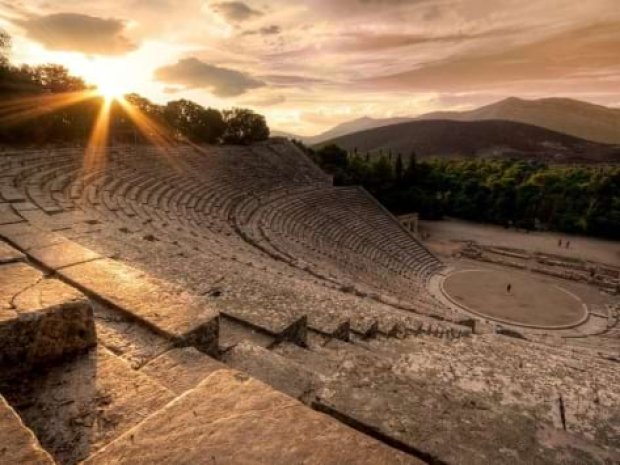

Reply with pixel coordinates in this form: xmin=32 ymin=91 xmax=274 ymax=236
xmin=83 ymin=369 xmax=420 ymax=465
xmin=58 ymin=259 xmax=219 ymax=355
xmin=0 ymin=263 xmax=96 ymax=367
xmin=29 ymin=240 xmax=102 ymax=271
xmin=2 ymin=347 xmax=175 ymax=465
xmin=140 ymin=347 xmax=226 ymax=395
xmin=222 ymin=341 xmax=322 ymax=402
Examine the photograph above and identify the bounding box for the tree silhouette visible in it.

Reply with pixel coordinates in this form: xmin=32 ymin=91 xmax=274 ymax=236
xmin=222 ymin=108 xmax=269 ymax=144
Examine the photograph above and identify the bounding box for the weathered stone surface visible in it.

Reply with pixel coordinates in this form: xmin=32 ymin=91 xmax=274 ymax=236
xmin=1 ymin=347 xmax=175 ymax=465
xmin=0 ymin=222 xmax=68 ymax=251
xmin=0 ymin=394 xmax=55 ymax=465
xmin=58 ymin=259 xmax=219 ymax=354
xmin=0 ymin=241 xmax=24 ymax=264
xmin=0 ymin=184 xmax=26 ymax=202
xmin=83 ymin=369 xmax=420 ymax=465
xmin=93 ymin=301 xmax=173 ymax=369
xmin=0 ymin=221 xmax=33 ymax=239
xmin=140 ymin=347 xmax=225 ymax=395
xmin=0 ymin=263 xmax=96 ymax=367
xmin=0 ymin=203 xmax=24 ymax=225
xmin=222 ymin=341 xmax=321 ymax=402
xmin=219 ymin=316 xmax=275 ymax=351
xmin=29 ymin=240 xmax=102 ymax=271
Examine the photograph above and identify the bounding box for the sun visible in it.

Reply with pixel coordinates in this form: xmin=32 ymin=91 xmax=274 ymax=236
xmin=95 ymin=77 xmax=128 ymax=101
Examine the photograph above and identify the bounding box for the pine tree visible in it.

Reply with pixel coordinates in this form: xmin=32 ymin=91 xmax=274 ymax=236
xmin=405 ymin=149 xmax=418 ymax=181
xmin=395 ymin=153 xmax=404 ymax=181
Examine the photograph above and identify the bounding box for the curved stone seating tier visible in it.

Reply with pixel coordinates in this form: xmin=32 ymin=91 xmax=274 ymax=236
xmin=1 ymin=142 xmax=453 ymax=327
xmin=233 ymin=183 xmax=442 ymax=304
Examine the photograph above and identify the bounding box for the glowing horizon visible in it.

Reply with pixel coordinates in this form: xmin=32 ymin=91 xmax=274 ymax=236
xmin=1 ymin=1 xmax=619 ymax=135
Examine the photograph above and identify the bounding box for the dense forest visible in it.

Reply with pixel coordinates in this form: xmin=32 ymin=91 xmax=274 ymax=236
xmin=302 ymin=143 xmax=620 ymax=240
xmin=0 ymin=31 xmax=268 ymax=146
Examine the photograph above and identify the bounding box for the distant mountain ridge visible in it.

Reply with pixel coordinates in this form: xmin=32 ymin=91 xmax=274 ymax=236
xmin=273 ymin=97 xmax=620 ymax=146
xmin=417 ymin=97 xmax=620 ymax=145
xmin=272 ymin=116 xmax=413 ymax=145
xmin=320 ymin=119 xmax=618 ymax=164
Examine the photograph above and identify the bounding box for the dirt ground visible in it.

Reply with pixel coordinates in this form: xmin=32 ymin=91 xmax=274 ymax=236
xmin=443 ymin=268 xmax=586 ymax=327
xmin=420 ymin=218 xmax=619 ymax=267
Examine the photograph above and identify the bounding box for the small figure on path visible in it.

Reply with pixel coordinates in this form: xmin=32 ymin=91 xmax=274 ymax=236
xmin=558 ymin=239 xmax=562 ymax=247
xmin=566 ymin=241 xmax=570 ymax=249
xmin=507 ymin=283 xmax=512 ymax=294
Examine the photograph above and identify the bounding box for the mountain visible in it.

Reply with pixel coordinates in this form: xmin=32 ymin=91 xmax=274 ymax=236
xmin=416 ymin=97 xmax=620 ymax=145
xmin=321 ymin=119 xmax=619 ymax=164
xmin=272 ymin=116 xmax=413 ymax=145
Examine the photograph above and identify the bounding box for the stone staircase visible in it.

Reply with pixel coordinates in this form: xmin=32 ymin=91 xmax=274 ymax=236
xmin=0 ymin=237 xmax=422 ymax=465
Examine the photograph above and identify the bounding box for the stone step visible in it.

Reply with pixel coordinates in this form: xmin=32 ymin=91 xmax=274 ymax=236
xmin=222 ymin=341 xmax=322 ymax=403
xmin=221 ymin=309 xmax=307 ymax=347
xmin=218 ymin=316 xmax=275 ymax=352
xmin=271 ymin=336 xmax=617 ymax=465
xmin=28 ymin=240 xmax=103 ymax=271
xmin=0 ymin=240 xmax=24 ymax=264
xmin=0 ymin=203 xmax=24 ymax=226
xmin=82 ymin=369 xmax=421 ymax=465
xmin=0 ymin=347 xmax=175 ymax=465
xmin=140 ymin=347 xmax=226 ymax=395
xmin=0 ymin=394 xmax=55 ymax=465
xmin=0 ymin=222 xmax=68 ymax=251
xmin=93 ymin=301 xmax=174 ymax=369
xmin=0 ymin=262 xmax=96 ymax=370
xmin=57 ymin=258 xmax=219 ymax=356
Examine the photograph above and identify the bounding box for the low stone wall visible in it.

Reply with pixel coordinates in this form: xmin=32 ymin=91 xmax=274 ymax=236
xmin=461 ymin=242 xmax=619 ymax=293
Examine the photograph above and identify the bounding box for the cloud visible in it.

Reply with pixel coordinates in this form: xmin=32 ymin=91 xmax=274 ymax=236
xmin=210 ymin=2 xmax=262 ymax=22
xmin=242 ymin=25 xmax=281 ymax=36
xmin=333 ymin=28 xmax=514 ymax=53
xmin=154 ymin=57 xmax=264 ymax=97
xmin=16 ymin=12 xmax=137 ymax=55
xmin=360 ymin=22 xmax=620 ymax=93
xmin=240 ymin=94 xmax=287 ymax=106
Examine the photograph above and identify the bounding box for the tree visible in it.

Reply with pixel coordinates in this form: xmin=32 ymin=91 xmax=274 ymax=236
xmin=27 ymin=64 xmax=87 ymax=93
xmin=404 ymin=149 xmax=418 ymax=181
xmin=0 ymin=29 xmax=9 ymax=67
xmin=164 ymin=99 xmax=224 ymax=143
xmin=222 ymin=108 xmax=269 ymax=144
xmin=394 ymin=153 xmax=404 ymax=182
xmin=370 ymin=155 xmax=394 ymax=188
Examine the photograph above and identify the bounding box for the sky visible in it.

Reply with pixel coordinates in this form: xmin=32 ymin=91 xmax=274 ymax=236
xmin=1 ymin=0 xmax=619 ymax=136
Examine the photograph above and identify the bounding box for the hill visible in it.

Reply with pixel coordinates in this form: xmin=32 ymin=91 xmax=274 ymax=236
xmin=321 ymin=119 xmax=619 ymax=163
xmin=272 ymin=116 xmax=413 ymax=145
xmin=418 ymin=97 xmax=620 ymax=145
xmin=276 ymin=97 xmax=620 ymax=146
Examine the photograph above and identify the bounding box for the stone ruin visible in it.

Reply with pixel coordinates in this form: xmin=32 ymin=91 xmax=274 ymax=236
xmin=0 ymin=139 xmax=618 ymax=464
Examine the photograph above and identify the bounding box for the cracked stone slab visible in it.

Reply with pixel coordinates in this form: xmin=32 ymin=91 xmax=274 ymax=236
xmin=1 ymin=347 xmax=175 ymax=465
xmin=0 ymin=262 xmax=96 ymax=367
xmin=0 ymin=241 xmax=24 ymax=264
xmin=0 ymin=394 xmax=55 ymax=465
xmin=140 ymin=347 xmax=226 ymax=395
xmin=29 ymin=240 xmax=102 ymax=271
xmin=83 ymin=369 xmax=421 ymax=465
xmin=58 ymin=259 xmax=219 ymax=355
